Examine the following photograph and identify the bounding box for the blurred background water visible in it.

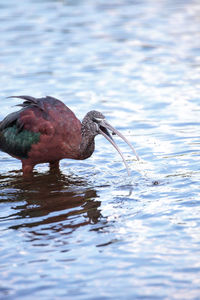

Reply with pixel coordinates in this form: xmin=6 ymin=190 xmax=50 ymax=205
xmin=0 ymin=0 xmax=199 ymax=299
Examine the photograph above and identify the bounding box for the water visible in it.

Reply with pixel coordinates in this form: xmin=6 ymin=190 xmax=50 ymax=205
xmin=0 ymin=0 xmax=199 ymax=299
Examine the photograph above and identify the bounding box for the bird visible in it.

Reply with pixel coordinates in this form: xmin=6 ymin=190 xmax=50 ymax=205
xmin=0 ymin=95 xmax=139 ymax=176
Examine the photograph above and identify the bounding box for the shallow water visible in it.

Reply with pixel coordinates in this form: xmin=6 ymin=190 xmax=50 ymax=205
xmin=0 ymin=0 xmax=200 ymax=299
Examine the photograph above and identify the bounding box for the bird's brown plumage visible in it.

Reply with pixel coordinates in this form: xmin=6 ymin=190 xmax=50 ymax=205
xmin=0 ymin=96 xmax=83 ymax=174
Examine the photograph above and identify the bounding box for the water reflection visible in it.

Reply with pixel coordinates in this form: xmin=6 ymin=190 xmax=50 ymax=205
xmin=0 ymin=0 xmax=200 ymax=298
xmin=0 ymin=170 xmax=102 ymax=234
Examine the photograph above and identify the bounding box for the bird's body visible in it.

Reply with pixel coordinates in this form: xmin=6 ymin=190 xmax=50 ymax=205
xmin=0 ymin=96 xmax=139 ymax=175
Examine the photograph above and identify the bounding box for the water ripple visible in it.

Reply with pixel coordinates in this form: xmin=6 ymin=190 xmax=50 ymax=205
xmin=0 ymin=0 xmax=200 ymax=299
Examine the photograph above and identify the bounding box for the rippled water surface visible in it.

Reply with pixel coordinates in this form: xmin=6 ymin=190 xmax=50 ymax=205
xmin=0 ymin=0 xmax=200 ymax=299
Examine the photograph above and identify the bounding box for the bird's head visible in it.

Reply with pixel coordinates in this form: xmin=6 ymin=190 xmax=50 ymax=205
xmin=82 ymin=110 xmax=139 ymax=175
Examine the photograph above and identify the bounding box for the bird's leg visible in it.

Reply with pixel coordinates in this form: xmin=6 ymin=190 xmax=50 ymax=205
xmin=22 ymin=161 xmax=34 ymax=176
xmin=49 ymin=161 xmax=60 ymax=172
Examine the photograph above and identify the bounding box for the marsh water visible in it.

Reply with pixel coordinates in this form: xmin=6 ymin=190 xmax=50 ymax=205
xmin=0 ymin=0 xmax=200 ymax=299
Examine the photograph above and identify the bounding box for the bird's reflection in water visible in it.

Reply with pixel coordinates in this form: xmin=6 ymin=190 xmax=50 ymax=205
xmin=0 ymin=169 xmax=103 ymax=239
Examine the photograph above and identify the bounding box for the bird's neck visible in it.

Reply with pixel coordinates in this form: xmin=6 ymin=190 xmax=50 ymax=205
xmin=79 ymin=128 xmax=95 ymax=160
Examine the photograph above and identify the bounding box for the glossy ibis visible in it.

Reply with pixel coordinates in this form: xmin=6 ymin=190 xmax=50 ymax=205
xmin=0 ymin=96 xmax=139 ymax=175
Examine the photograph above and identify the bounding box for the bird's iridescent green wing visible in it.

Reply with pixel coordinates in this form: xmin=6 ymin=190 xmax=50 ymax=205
xmin=0 ymin=124 xmax=40 ymax=158
xmin=0 ymin=105 xmax=41 ymax=159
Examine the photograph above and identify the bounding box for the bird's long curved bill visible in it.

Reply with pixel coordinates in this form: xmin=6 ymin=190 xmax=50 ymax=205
xmin=99 ymin=120 xmax=139 ymax=176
